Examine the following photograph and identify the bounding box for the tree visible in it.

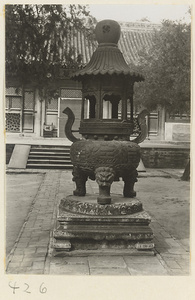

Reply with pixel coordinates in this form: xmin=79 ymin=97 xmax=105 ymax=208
xmin=181 ymin=158 xmax=190 ymax=181
xmin=133 ymin=20 xmax=191 ymax=115
xmin=5 ymin=4 xmax=96 ymax=99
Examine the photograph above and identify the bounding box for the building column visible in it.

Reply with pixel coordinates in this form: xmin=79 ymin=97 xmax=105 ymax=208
xmin=34 ymin=89 xmax=46 ymax=137
xmin=34 ymin=89 xmax=41 ymax=137
xmin=158 ymin=105 xmax=166 ymax=140
xmin=41 ymin=97 xmax=46 ymax=137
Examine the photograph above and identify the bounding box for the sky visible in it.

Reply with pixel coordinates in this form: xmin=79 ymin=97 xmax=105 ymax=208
xmin=88 ymin=4 xmax=191 ymax=24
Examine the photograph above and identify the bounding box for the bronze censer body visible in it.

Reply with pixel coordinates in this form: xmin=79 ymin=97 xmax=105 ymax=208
xmin=53 ymin=20 xmax=154 ymax=255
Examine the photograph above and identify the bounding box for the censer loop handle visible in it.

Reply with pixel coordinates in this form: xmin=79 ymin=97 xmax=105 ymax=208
xmin=131 ymin=109 xmax=149 ymax=144
xmin=63 ymin=107 xmax=80 ymax=143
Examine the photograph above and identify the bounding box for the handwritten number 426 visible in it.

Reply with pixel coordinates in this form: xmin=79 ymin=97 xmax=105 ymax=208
xmin=9 ymin=282 xmax=47 ymax=294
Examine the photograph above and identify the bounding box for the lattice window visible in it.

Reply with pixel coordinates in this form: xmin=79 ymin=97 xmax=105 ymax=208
xmin=24 ymin=91 xmax=34 ymax=109
xmin=6 ymin=113 xmax=20 ymax=132
xmin=60 ymin=88 xmax=82 ymax=98
xmin=6 ymin=97 xmax=9 ymax=109
xmin=11 ymin=97 xmax=22 ymax=109
xmin=47 ymin=98 xmax=58 ymax=110
xmin=6 ymin=96 xmax=22 ymax=109
xmin=6 ymin=87 xmax=22 ymax=96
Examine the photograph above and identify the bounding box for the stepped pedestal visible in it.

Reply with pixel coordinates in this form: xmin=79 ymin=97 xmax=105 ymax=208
xmin=53 ymin=194 xmax=155 ymax=256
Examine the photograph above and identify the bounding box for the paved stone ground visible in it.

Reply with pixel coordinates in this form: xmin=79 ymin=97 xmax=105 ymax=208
xmin=6 ymin=168 xmax=190 ymax=275
xmin=6 ymin=171 xmax=45 ymax=255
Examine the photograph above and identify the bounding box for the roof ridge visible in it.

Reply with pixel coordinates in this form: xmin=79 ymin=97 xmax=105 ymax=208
xmin=119 ymin=21 xmax=161 ymax=32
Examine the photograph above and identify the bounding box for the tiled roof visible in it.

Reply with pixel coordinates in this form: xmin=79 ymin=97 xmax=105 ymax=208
xmin=119 ymin=21 xmax=161 ymax=32
xmin=57 ymin=22 xmax=159 ymax=67
xmin=119 ymin=30 xmax=154 ymax=65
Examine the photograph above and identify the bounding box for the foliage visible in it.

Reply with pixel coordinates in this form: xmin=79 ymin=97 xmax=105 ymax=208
xmin=133 ymin=20 xmax=191 ymax=114
xmin=5 ymin=4 xmax=96 ymax=99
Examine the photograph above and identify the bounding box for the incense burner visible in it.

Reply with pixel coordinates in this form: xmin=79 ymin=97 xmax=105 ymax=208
xmin=65 ymin=19 xmax=147 ymax=204
xmin=53 ymin=20 xmax=154 ymax=256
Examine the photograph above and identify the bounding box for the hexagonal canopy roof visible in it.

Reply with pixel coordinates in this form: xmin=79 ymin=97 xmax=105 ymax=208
xmin=71 ymin=19 xmax=144 ymax=82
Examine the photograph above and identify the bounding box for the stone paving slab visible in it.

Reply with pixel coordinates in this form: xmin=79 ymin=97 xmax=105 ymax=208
xmin=88 ymin=256 xmax=127 ymax=268
xmin=123 ymin=255 xmax=161 ymax=264
xmin=49 ymin=263 xmax=90 ymax=275
xmin=6 ymin=170 xmax=62 ymax=273
xmin=51 ymin=257 xmax=89 ymax=265
xmin=6 ymin=172 xmax=45 ymax=256
xmin=127 ymin=263 xmax=168 ymax=275
xmin=90 ymin=268 xmax=131 ymax=275
xmin=6 ymin=169 xmax=190 ymax=276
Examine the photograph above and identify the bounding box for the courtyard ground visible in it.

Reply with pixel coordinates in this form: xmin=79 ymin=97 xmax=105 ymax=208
xmin=5 ymin=168 xmax=190 ymax=275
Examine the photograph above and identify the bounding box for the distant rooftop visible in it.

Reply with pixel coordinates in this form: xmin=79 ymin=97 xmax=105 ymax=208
xmin=61 ymin=21 xmax=159 ymax=67
xmin=119 ymin=21 xmax=161 ymax=32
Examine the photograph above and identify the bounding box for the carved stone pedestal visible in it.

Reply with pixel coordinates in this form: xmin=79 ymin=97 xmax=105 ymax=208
xmin=53 ymin=194 xmax=155 ymax=256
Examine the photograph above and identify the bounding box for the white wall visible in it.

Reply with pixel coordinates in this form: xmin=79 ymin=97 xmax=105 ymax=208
xmin=165 ymin=122 xmax=190 ymax=142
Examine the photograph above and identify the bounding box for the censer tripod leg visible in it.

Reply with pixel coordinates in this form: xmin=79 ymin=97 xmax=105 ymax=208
xmin=72 ymin=166 xmax=88 ymax=196
xmin=122 ymin=169 xmax=138 ymax=198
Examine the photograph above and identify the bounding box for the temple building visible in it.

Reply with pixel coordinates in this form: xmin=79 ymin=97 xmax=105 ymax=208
xmin=5 ymin=21 xmax=190 ymax=142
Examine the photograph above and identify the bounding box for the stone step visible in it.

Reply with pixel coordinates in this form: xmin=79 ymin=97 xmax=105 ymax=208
xmin=26 ymin=144 xmax=72 ymax=169
xmin=27 ymin=159 xmax=72 ymax=164
xmin=30 ymin=148 xmax=70 ymax=153
xmin=29 ymin=151 xmax=70 ymax=155
xmin=26 ymin=163 xmax=73 ymax=169
xmin=31 ymin=145 xmax=70 ymax=150
xmin=28 ymin=154 xmax=70 ymax=159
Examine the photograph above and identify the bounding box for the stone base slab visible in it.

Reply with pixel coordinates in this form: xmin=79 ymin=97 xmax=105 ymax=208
xmin=53 ymin=195 xmax=154 ymax=256
xmin=8 ymin=144 xmax=31 ymax=169
xmin=52 ymin=247 xmax=156 ymax=257
xmin=60 ymin=194 xmax=143 ymax=216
